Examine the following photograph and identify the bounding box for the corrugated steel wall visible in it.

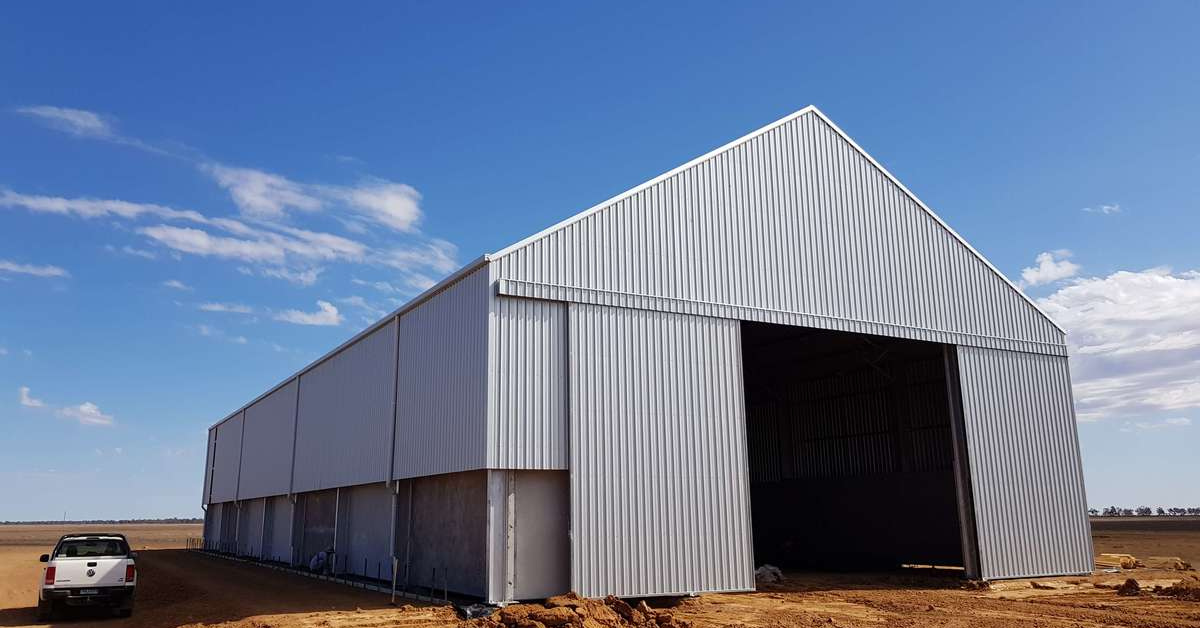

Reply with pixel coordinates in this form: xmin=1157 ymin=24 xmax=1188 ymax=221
xmin=492 ymin=110 xmax=1064 ymax=356
xmin=239 ymin=379 xmax=298 ymax=500
xmin=293 ymin=320 xmax=398 ymax=493
xmin=394 ymin=266 xmax=489 ymax=479
xmin=203 ymin=428 xmax=216 ymax=505
xmin=343 ymin=482 xmax=394 ymax=580
xmin=956 ymin=346 xmax=1093 ymax=579
xmin=489 ymin=294 xmax=568 ymax=469
xmin=568 ymin=304 xmax=755 ymax=597
xmin=209 ymin=412 xmax=244 ymax=503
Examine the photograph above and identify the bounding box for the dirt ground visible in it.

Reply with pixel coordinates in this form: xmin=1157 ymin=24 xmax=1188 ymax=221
xmin=0 ymin=519 xmax=1196 ymax=627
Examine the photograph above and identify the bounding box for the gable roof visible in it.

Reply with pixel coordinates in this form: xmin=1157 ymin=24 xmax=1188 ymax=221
xmin=491 ymin=105 xmax=1065 ymax=336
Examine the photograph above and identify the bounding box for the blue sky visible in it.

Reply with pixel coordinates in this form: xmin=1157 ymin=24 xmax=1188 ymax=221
xmin=2 ymin=2 xmax=1197 ymax=520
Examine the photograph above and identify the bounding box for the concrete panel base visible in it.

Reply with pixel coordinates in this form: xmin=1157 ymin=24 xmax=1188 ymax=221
xmin=395 ymin=470 xmax=489 ymax=598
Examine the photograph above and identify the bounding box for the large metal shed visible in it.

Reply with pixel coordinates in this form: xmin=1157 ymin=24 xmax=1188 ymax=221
xmin=201 ymin=106 xmax=1093 ymax=603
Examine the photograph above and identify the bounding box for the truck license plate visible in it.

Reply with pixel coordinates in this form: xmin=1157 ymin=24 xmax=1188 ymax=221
xmin=79 ymin=589 xmax=99 ymax=595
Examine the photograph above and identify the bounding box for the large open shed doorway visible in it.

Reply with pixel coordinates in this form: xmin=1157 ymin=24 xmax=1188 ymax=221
xmin=741 ymin=321 xmax=976 ymax=575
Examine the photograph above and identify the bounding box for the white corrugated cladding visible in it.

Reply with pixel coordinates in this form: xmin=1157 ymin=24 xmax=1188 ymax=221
xmin=202 ymin=428 xmax=216 ymax=505
xmin=568 ymin=304 xmax=755 ymax=598
xmin=956 ymin=346 xmax=1093 ymax=579
xmin=394 ymin=266 xmax=489 ymax=479
xmin=488 ymin=290 xmax=568 ymax=469
xmin=238 ymin=498 xmax=266 ymax=557
xmin=293 ymin=319 xmax=398 ymax=493
xmin=209 ymin=411 xmax=244 ymax=503
xmin=343 ymin=482 xmax=394 ymax=580
xmin=491 ymin=108 xmax=1065 ymax=357
xmin=238 ymin=379 xmax=298 ymax=500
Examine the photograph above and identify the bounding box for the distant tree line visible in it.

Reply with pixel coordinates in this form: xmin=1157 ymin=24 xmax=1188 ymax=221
xmin=1088 ymin=507 xmax=1200 ymax=517
xmin=1 ymin=517 xmax=202 ymax=525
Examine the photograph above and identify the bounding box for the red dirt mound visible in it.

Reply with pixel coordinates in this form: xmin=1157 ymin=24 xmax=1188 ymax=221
xmin=473 ymin=593 xmax=689 ymax=628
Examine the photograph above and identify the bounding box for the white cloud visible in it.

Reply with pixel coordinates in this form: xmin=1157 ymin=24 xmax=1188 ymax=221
xmin=59 ymin=402 xmax=115 ymax=426
xmin=198 ymin=302 xmax=254 ymax=314
xmin=0 ymin=347 xmax=7 ymax=356
xmin=0 ymin=259 xmax=70 ymax=278
xmin=16 ymin=105 xmax=113 ymax=138
xmin=1021 ymin=250 xmax=1080 ymax=287
xmin=257 ymin=266 xmax=322 ymax=286
xmin=22 ymin=349 xmax=32 ymax=357
xmin=19 ymin=386 xmax=45 ymax=408
xmin=162 ymin=279 xmax=192 ymax=291
xmin=202 ymin=164 xmax=423 ymax=233
xmin=121 ymin=245 xmax=157 ymax=260
xmin=138 ymin=225 xmax=286 ymax=263
xmin=338 ymin=295 xmax=386 ymax=318
xmin=1118 ymin=417 xmax=1193 ymax=432
xmin=1039 ymin=267 xmax=1200 ymax=422
xmin=1082 ymin=203 xmax=1121 ymax=215
xmin=275 ymin=300 xmax=343 ymax=326
xmin=202 ymin=163 xmax=323 ymax=219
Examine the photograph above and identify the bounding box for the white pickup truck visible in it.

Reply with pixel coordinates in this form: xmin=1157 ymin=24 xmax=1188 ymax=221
xmin=37 ymin=533 xmax=137 ymax=620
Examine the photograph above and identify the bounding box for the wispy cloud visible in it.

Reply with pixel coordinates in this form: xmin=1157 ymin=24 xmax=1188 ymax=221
xmin=1119 ymin=417 xmax=1192 ymax=432
xmin=59 ymin=402 xmax=115 ymax=426
xmin=194 ymin=323 xmax=250 ymax=345
xmin=16 ymin=106 xmax=113 ymax=138
xmin=19 ymin=386 xmax=45 ymax=408
xmin=19 ymin=385 xmax=116 ymax=427
xmin=1020 ymin=249 xmax=1080 ymax=287
xmin=0 ymin=259 xmax=70 ymax=278
xmin=338 ymin=295 xmax=387 ymax=318
xmin=202 ymin=164 xmax=423 ymax=233
xmin=274 ymin=300 xmax=343 ymax=326
xmin=9 ymin=106 xmax=459 ymax=287
xmin=1039 ymin=267 xmax=1200 ymax=423
xmin=105 ymin=244 xmax=157 ymax=260
xmin=1082 ymin=203 xmax=1121 ymax=215
xmin=162 ymin=279 xmax=192 ymax=291
xmin=15 ymin=105 xmax=170 ymax=155
xmin=198 ymin=302 xmax=254 ymax=314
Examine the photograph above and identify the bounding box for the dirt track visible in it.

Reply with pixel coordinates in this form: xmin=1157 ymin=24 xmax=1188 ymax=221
xmin=0 ymin=520 xmax=1197 ymax=627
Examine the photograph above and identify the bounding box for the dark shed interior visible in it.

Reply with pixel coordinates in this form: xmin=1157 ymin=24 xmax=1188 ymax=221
xmin=741 ymin=321 xmax=968 ymax=572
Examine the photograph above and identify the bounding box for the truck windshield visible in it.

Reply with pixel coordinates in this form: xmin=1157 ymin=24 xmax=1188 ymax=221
xmin=54 ymin=539 xmax=130 ymax=558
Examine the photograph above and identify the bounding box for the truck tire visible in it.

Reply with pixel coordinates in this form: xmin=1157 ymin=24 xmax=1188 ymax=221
xmin=35 ymin=598 xmax=52 ymax=622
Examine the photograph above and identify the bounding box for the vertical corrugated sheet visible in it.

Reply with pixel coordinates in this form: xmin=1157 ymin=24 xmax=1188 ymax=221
xmin=394 ymin=266 xmax=489 ymax=479
xmin=238 ymin=498 xmax=266 ymax=557
xmin=493 ymin=110 xmax=1064 ymax=355
xmin=239 ymin=379 xmax=298 ymax=500
xmin=203 ymin=428 xmax=216 ymax=505
xmin=956 ymin=346 xmax=1093 ymax=579
xmin=489 ymin=294 xmax=569 ymax=469
xmin=209 ymin=412 xmax=244 ymax=503
xmin=343 ymin=482 xmax=394 ymax=580
xmin=262 ymin=495 xmax=294 ymax=563
xmin=293 ymin=320 xmax=397 ymax=493
xmin=569 ymin=304 xmax=754 ymax=597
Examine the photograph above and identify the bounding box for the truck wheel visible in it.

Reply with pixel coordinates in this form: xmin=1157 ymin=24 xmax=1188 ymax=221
xmin=35 ymin=599 xmax=52 ymax=622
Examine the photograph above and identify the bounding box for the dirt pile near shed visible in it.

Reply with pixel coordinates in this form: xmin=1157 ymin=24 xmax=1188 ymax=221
xmin=473 ymin=593 xmax=690 ymax=628
xmin=1161 ymin=576 xmax=1200 ymax=602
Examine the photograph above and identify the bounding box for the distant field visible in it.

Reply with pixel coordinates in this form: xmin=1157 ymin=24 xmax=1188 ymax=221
xmin=1090 ymin=516 xmax=1200 ymax=565
xmin=0 ymin=523 xmax=201 ymax=549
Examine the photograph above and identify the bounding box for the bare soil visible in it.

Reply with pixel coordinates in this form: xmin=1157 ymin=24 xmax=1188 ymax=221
xmin=0 ymin=519 xmax=1195 ymax=627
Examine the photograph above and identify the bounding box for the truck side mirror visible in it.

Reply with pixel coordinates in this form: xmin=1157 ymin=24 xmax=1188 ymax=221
xmin=39 ymin=554 xmax=49 ymax=562
xmin=129 ymin=551 xmax=138 ymax=559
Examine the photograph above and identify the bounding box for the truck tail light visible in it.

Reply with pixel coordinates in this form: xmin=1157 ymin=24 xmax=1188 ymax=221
xmin=125 ymin=564 xmax=136 ymax=583
xmin=44 ymin=566 xmax=56 ymax=585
